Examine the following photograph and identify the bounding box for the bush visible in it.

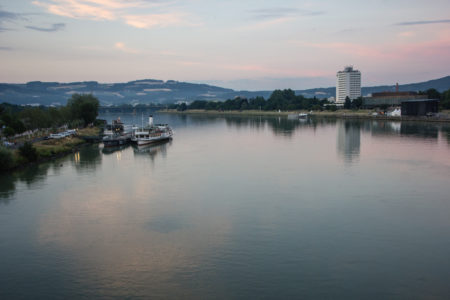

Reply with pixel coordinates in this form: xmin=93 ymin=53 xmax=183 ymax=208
xmin=19 ymin=142 xmax=38 ymax=162
xmin=327 ymin=105 xmax=337 ymax=112
xmin=0 ymin=146 xmax=15 ymax=171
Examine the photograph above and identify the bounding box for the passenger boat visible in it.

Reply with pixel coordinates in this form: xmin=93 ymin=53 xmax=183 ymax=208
xmin=103 ymin=117 xmax=133 ymax=147
xmin=132 ymin=115 xmax=173 ymax=146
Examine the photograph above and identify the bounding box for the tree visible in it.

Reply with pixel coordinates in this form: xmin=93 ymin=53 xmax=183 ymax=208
xmin=327 ymin=104 xmax=337 ymax=111
xmin=67 ymin=94 xmax=99 ymax=126
xmin=426 ymin=88 xmax=441 ymax=100
xmin=352 ymin=97 xmax=363 ymax=109
xmin=177 ymin=103 xmax=187 ymax=111
xmin=344 ymin=96 xmax=352 ymax=109
xmin=441 ymin=89 xmax=450 ymax=109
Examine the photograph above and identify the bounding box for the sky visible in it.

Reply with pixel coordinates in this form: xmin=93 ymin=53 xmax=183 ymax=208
xmin=0 ymin=0 xmax=450 ymax=90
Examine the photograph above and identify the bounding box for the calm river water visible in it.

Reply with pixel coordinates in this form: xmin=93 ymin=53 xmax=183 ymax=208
xmin=1 ymin=113 xmax=450 ymax=299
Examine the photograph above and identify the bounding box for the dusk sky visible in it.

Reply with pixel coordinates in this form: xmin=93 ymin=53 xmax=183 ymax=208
xmin=1 ymin=0 xmax=449 ymax=90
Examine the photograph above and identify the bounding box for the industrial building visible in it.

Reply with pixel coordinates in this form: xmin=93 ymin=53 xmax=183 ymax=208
xmin=363 ymin=83 xmax=423 ymax=108
xmin=401 ymin=99 xmax=439 ymax=116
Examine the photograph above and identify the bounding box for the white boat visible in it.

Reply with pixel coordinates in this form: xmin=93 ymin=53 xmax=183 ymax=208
xmin=298 ymin=113 xmax=309 ymax=118
xmin=49 ymin=133 xmax=65 ymax=139
xmin=132 ymin=115 xmax=173 ymax=146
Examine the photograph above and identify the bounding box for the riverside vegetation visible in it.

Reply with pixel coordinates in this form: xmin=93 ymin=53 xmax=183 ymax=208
xmin=168 ymin=88 xmax=450 ymax=112
xmin=0 ymin=94 xmax=100 ymax=171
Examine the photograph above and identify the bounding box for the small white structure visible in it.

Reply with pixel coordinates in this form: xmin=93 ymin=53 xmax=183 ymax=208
xmin=387 ymin=108 xmax=401 ymax=117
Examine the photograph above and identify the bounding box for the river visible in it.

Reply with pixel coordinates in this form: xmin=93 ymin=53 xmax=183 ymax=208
xmin=1 ymin=113 xmax=450 ymax=299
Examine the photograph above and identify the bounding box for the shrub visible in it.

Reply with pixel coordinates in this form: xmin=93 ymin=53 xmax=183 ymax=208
xmin=19 ymin=142 xmax=38 ymax=162
xmin=0 ymin=146 xmax=15 ymax=171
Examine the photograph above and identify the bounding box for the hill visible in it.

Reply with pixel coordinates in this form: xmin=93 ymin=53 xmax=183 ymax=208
xmin=0 ymin=79 xmax=235 ymax=106
xmin=0 ymin=76 xmax=449 ymax=106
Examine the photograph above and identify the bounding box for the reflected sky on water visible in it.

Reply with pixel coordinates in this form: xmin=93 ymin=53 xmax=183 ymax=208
xmin=1 ymin=113 xmax=450 ymax=299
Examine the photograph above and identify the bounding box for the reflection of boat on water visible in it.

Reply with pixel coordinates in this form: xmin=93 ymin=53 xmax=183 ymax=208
xmin=101 ymin=144 xmax=130 ymax=155
xmin=103 ymin=117 xmax=133 ymax=147
xmin=132 ymin=115 xmax=173 ymax=146
xmin=132 ymin=139 xmax=171 ymax=154
xmin=133 ymin=140 xmax=171 ymax=161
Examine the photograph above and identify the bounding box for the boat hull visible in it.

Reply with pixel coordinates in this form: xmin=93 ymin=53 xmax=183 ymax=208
xmin=103 ymin=136 xmax=132 ymax=147
xmin=135 ymin=136 xmax=172 ymax=146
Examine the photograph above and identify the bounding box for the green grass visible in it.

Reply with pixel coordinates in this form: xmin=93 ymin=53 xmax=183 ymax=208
xmin=34 ymin=137 xmax=85 ymax=158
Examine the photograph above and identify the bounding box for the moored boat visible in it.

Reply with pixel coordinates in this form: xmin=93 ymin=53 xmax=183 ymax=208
xmin=103 ymin=117 xmax=133 ymax=147
xmin=132 ymin=115 xmax=173 ymax=146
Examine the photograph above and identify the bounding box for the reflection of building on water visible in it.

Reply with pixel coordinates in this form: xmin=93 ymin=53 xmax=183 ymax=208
xmin=337 ymin=120 xmax=361 ymax=163
xmin=71 ymin=145 xmax=102 ymax=171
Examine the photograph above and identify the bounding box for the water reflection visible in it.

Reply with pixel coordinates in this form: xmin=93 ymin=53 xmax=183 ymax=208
xmin=400 ymin=122 xmax=439 ymax=139
xmin=0 ymin=174 xmax=16 ymax=203
xmin=2 ymin=115 xmax=450 ymax=299
xmin=133 ymin=140 xmax=171 ymax=162
xmin=223 ymin=115 xmax=335 ymax=136
xmin=71 ymin=145 xmax=102 ymax=172
xmin=443 ymin=125 xmax=450 ymax=144
xmin=0 ymin=161 xmax=57 ymax=203
xmin=101 ymin=144 xmax=131 ymax=155
xmin=367 ymin=120 xmax=443 ymax=141
xmin=337 ymin=120 xmax=361 ymax=163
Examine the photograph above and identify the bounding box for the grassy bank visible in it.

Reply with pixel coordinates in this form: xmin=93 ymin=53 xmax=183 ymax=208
xmin=1 ymin=127 xmax=101 ymax=172
xmin=34 ymin=137 xmax=85 ymax=158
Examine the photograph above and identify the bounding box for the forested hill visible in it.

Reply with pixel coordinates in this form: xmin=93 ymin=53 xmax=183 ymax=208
xmin=0 ymin=76 xmax=449 ymax=106
xmin=0 ymin=79 xmax=236 ymax=106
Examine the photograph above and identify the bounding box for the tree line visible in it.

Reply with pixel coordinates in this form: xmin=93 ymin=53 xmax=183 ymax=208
xmin=0 ymin=94 xmax=99 ymax=137
xmin=169 ymin=89 xmax=336 ymax=112
xmin=420 ymin=88 xmax=450 ymax=109
xmin=169 ymin=87 xmax=450 ymax=112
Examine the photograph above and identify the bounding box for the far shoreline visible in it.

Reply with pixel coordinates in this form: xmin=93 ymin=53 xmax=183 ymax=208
xmin=159 ymin=109 xmax=450 ymax=123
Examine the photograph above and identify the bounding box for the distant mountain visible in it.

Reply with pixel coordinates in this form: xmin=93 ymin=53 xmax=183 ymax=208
xmin=0 ymin=79 xmax=236 ymax=106
xmin=0 ymin=76 xmax=449 ymax=106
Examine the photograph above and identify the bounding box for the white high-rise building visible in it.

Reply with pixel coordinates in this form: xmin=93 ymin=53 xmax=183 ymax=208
xmin=336 ymin=66 xmax=361 ymax=104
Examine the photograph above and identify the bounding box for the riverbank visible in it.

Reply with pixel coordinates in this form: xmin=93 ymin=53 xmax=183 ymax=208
xmin=1 ymin=127 xmax=101 ymax=172
xmin=160 ymin=109 xmax=450 ymax=123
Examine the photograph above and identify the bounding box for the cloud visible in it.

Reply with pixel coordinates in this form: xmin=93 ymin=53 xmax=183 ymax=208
xmin=32 ymin=0 xmax=193 ymax=29
xmin=32 ymin=0 xmax=116 ymax=20
xmin=26 ymin=23 xmax=65 ymax=32
xmin=395 ymin=19 xmax=450 ymax=26
xmin=114 ymin=42 xmax=140 ymax=54
xmin=0 ymin=9 xmax=22 ymax=31
xmin=248 ymin=7 xmax=324 ymax=20
xmin=0 ymin=46 xmax=13 ymax=51
xmin=242 ymin=7 xmax=324 ymax=30
xmin=291 ymin=30 xmax=450 ymax=63
xmin=398 ymin=31 xmax=415 ymax=37
xmin=123 ymin=13 xmax=186 ymax=29
xmin=291 ymin=40 xmax=392 ymax=59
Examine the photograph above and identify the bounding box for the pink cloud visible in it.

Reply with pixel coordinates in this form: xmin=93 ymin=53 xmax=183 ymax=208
xmin=123 ymin=13 xmax=186 ymax=29
xmin=33 ymin=0 xmax=116 ymax=20
xmin=294 ymin=41 xmax=392 ymax=59
xmin=114 ymin=42 xmax=140 ymax=54
xmin=394 ymin=34 xmax=450 ymax=59
xmin=32 ymin=0 xmax=195 ymax=29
